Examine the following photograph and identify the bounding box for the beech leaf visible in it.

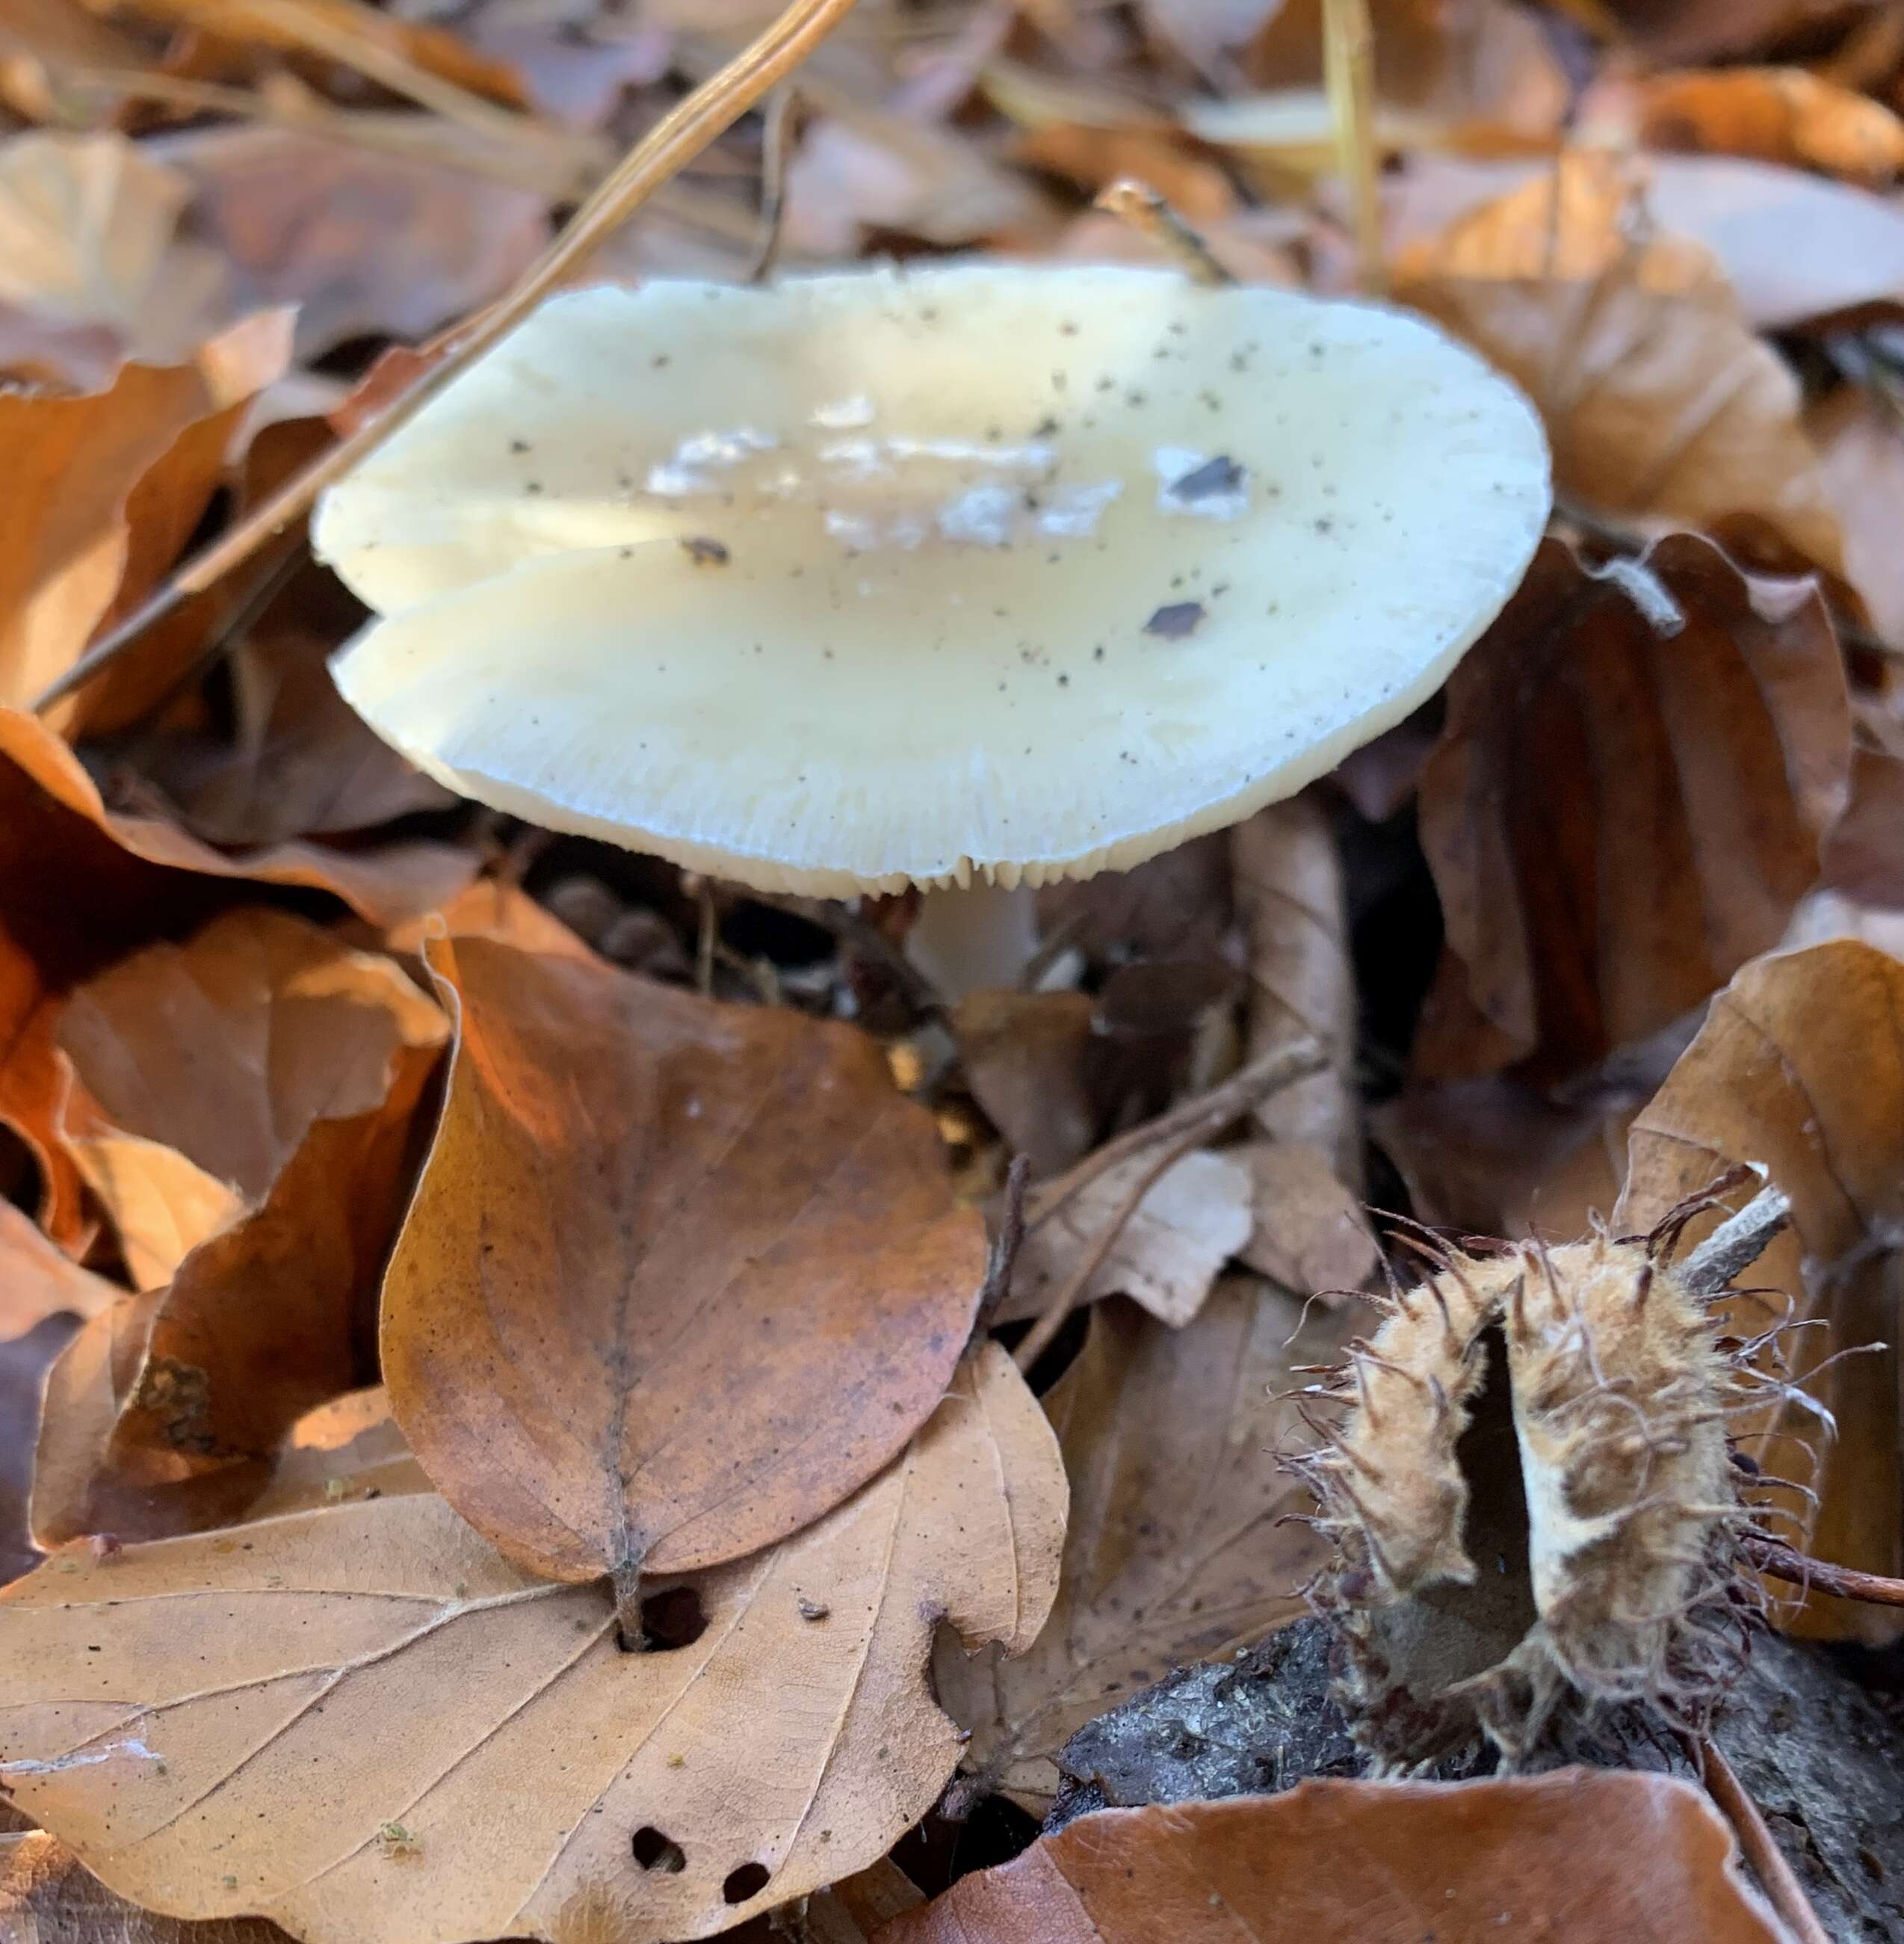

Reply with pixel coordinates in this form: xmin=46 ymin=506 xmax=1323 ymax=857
xmin=1415 ymin=534 xmax=1850 ymax=1083
xmin=0 ymin=1344 xmax=1064 ymax=1944
xmin=877 ymin=1772 xmax=1791 ymax=1943
xmin=383 ymin=933 xmax=989 ymax=1584
xmin=1618 ymin=939 xmax=1904 ymax=1641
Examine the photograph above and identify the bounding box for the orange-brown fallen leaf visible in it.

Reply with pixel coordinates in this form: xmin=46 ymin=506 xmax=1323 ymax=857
xmin=1810 ymin=386 xmax=1904 ymax=650
xmin=1415 ymin=535 xmax=1850 ymax=1083
xmin=0 ymin=1344 xmax=1064 ymax=1944
xmin=383 ymin=933 xmax=989 ymax=1588
xmin=0 ymin=306 xmax=290 ymax=729
xmin=1235 ymin=1139 xmax=1379 ymax=1296
xmin=938 ymin=1278 xmax=1345 ymax=1809
xmin=0 ymin=703 xmax=471 ymax=1244
xmin=1633 ymin=67 xmax=1904 ymax=185
xmin=877 ymin=1771 xmax=1790 ymax=1943
xmin=953 ymin=988 xmax=1101 ymax=1178
xmin=31 ymin=909 xmax=447 ymax=1546
xmin=1619 ymin=939 xmax=1904 ymax=1644
xmin=1397 ymin=152 xmax=1846 ymax=579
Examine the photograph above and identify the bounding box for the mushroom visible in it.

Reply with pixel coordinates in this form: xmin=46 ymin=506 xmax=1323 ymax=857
xmin=314 ymin=265 xmax=1548 ymax=995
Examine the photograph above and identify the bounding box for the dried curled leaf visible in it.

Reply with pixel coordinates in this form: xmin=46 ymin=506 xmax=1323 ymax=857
xmin=877 ymin=1772 xmax=1791 ymax=1943
xmin=1633 ymin=67 xmax=1904 ymax=185
xmin=1415 ymin=535 xmax=1849 ymax=1083
xmin=383 ymin=933 xmax=989 ymax=1582
xmin=1 ymin=1827 xmax=296 ymax=1944
xmin=1619 ymin=940 xmax=1904 ymax=1643
xmin=0 ymin=1345 xmax=1064 ymax=1944
xmin=31 ymin=910 xmax=447 ymax=1547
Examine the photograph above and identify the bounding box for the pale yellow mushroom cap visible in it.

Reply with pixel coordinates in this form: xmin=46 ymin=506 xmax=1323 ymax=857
xmin=315 ymin=265 xmax=1549 ymax=895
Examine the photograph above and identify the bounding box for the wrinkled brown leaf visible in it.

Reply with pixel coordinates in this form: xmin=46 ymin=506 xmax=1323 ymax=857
xmin=0 ymin=1200 xmax=120 ymax=1341
xmin=31 ymin=909 xmax=446 ymax=1546
xmin=1399 ymin=154 xmax=1846 ymax=576
xmin=383 ymin=932 xmax=988 ymax=1584
xmin=1231 ymin=794 xmax=1360 ymax=1187
xmin=1811 ymin=386 xmax=1904 ymax=649
xmin=1619 ymin=939 xmax=1904 ymax=1642
xmin=939 ymin=1277 xmax=1345 ymax=1809
xmin=1415 ymin=535 xmax=1851 ymax=1083
xmin=0 ymin=1343 xmax=1064 ymax=1944
xmin=383 ymin=878 xmax=598 ymax=963
xmin=877 ymin=1771 xmax=1790 ymax=1943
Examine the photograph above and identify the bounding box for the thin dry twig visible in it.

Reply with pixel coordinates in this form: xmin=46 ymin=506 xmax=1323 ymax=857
xmin=1027 ymin=1037 xmax=1326 ymax=1231
xmin=1323 ymin=0 xmax=1384 ymax=296
xmin=1693 ymin=1734 xmax=1836 ymax=1944
xmin=1679 ymin=1185 xmax=1792 ymax=1297
xmin=1744 ymin=1535 xmax=1904 ymax=1609
xmin=1013 ymin=1116 xmax=1209 ymax=1373
xmin=31 ymin=0 xmax=866 ymax=719
xmin=977 ymin=1154 xmax=1031 ymax=1330
xmin=748 ymin=85 xmax=802 ymax=284
xmin=1094 ymin=178 xmax=1233 ymax=286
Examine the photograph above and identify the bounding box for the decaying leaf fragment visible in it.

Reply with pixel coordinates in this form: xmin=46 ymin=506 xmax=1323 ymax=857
xmin=878 ymin=1771 xmax=1791 ymax=1943
xmin=0 ymin=1827 xmax=296 ymax=1944
xmin=1293 ymin=1223 xmax=1779 ymax=1771
xmin=0 ymin=1345 xmax=1064 ymax=1944
xmin=1415 ymin=535 xmax=1850 ymax=1083
xmin=383 ymin=933 xmax=989 ymax=1587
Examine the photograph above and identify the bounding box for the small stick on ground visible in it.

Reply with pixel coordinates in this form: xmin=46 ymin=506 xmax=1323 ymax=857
xmin=1744 ymin=1535 xmax=1904 ymax=1609
xmin=1693 ymin=1734 xmax=1836 ymax=1944
xmin=977 ymin=1155 xmax=1031 ymax=1330
xmin=1095 ymin=179 xmax=1234 ymax=286
xmin=31 ymin=0 xmax=865 ymax=720
xmin=1027 ymin=1037 xmax=1327 ymax=1230
xmin=1322 ymin=0 xmax=1385 ymax=296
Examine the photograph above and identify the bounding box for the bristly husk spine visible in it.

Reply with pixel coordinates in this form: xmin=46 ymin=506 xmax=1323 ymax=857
xmin=1288 ymin=1209 xmax=1806 ymax=1774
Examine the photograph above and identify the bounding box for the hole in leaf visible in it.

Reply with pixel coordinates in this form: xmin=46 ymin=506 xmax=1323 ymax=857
xmin=723 ymin=1862 xmax=771 ymax=1904
xmin=640 ymin=1586 xmax=708 ymax=1650
xmin=631 ymin=1827 xmax=686 ymax=1874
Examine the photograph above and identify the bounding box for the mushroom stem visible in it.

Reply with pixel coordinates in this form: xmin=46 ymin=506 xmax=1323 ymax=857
xmin=906 ymin=882 xmax=1041 ymax=1000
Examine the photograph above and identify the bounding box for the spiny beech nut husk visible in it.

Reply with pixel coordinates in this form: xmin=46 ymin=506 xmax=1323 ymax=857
xmin=1288 ymin=1218 xmax=1799 ymax=1773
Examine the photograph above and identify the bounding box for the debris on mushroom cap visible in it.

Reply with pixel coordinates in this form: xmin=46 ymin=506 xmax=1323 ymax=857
xmin=315 ymin=265 xmax=1550 ymax=897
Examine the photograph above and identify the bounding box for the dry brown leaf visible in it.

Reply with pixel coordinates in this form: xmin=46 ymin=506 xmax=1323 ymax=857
xmin=1231 ymin=794 xmax=1359 ymax=1188
xmin=1388 ymin=151 xmax=1904 ymax=332
xmin=383 ymin=932 xmax=988 ymax=1586
xmin=877 ymin=1771 xmax=1791 ymax=1943
xmin=153 ymin=125 xmax=551 ymax=362
xmin=31 ymin=910 xmax=447 ymax=1546
xmin=0 ymin=703 xmax=469 ymax=1247
xmin=383 ymin=878 xmax=599 ymax=963
xmin=952 ymin=988 xmax=1100 ymax=1178
xmin=51 ymin=906 xmax=445 ymax=1288
xmin=1618 ymin=939 xmax=1904 ymax=1643
xmin=0 ymin=134 xmax=235 ymax=380
xmin=1634 ymin=67 xmax=1904 ymax=185
xmin=1373 ymin=1078 xmax=1634 ymax=1242
xmin=938 ymin=1277 xmax=1346 ymax=1809
xmin=1 ymin=1826 xmax=297 ymax=1944
xmin=1398 ymin=153 xmax=1846 ymax=576
xmin=1810 ymin=386 xmax=1904 ymax=649
xmin=134 ymin=627 xmax=454 ymax=848
xmin=247 ymin=1389 xmax=429 ymax=1517
xmin=1234 ymin=1139 xmax=1379 ymax=1296
xmin=1415 ymin=535 xmax=1851 ymax=1084
xmin=1001 ymin=1150 xmax=1252 ymax=1330
xmin=0 ymin=1342 xmax=1064 ymax=1944
xmin=1036 ymin=832 xmax=1234 ymax=969
xmin=0 ymin=308 xmax=290 ymax=726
